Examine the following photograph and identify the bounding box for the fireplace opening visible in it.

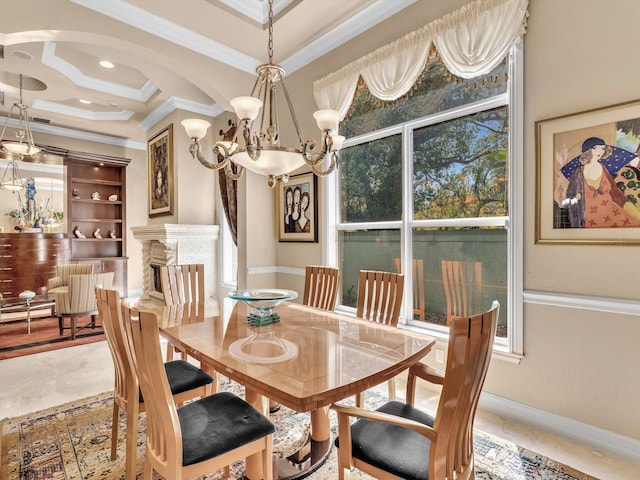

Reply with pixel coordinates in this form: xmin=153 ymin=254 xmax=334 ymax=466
xmin=150 ymin=264 xmax=163 ymax=296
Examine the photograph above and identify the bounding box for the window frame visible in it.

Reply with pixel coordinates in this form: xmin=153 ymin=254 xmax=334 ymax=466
xmin=323 ymin=44 xmax=523 ymax=356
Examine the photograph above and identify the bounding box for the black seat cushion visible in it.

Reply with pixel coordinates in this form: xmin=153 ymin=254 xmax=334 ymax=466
xmin=178 ymin=391 xmax=275 ymax=466
xmin=139 ymin=360 xmax=213 ymax=402
xmin=165 ymin=360 xmax=213 ymax=394
xmin=335 ymin=400 xmax=435 ymax=480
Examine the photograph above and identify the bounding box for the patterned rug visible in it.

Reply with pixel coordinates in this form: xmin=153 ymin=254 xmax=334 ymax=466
xmin=0 ymin=383 xmax=598 ymax=480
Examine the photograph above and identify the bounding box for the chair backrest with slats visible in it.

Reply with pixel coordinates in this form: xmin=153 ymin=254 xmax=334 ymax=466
xmin=160 ymin=264 xmax=205 ymax=306
xmin=394 ymin=258 xmax=425 ymax=321
xmin=123 ymin=306 xmax=183 ymax=475
xmin=303 ymin=265 xmax=339 ymax=311
xmin=95 ymin=287 xmax=137 ymax=410
xmin=430 ymin=301 xmax=498 ymax=479
xmin=441 ymin=260 xmax=483 ymax=325
xmin=356 ymin=270 xmax=404 ymax=326
xmin=56 ymin=272 xmax=114 ymax=314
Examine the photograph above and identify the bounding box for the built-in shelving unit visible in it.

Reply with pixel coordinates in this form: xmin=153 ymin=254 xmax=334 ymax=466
xmin=66 ymin=151 xmax=130 ymax=294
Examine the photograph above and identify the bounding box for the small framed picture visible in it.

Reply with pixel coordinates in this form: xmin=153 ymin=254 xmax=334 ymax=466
xmin=277 ymin=172 xmax=318 ymax=242
xmin=536 ymin=99 xmax=640 ymax=244
xmin=148 ymin=125 xmax=174 ymax=217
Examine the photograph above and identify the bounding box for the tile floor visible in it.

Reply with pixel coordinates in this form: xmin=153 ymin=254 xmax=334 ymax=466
xmin=0 ymin=341 xmax=638 ymax=480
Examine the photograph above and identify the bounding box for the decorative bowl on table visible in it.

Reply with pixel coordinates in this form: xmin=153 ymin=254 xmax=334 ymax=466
xmin=19 ymin=290 xmax=36 ymax=301
xmin=229 ymin=289 xmax=297 ymax=326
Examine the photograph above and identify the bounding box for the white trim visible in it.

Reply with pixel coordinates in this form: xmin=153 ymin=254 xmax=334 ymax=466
xmin=139 ymin=97 xmax=224 ymax=131
xmin=32 ymin=99 xmax=134 ymax=121
xmin=479 ymin=391 xmax=640 ymax=464
xmin=71 ymin=0 xmax=261 ymax=74
xmin=249 ymin=265 xmax=306 ymax=276
xmin=21 ymin=117 xmax=147 ymax=150
xmin=524 ymin=290 xmax=640 ymax=316
xmin=508 ymin=43 xmax=524 ymax=354
xmin=282 ymin=0 xmax=418 ymax=74
xmin=41 ymin=42 xmax=158 ymax=102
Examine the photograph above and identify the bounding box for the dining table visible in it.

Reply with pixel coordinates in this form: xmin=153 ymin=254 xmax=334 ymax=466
xmin=154 ymin=297 xmax=436 ymax=480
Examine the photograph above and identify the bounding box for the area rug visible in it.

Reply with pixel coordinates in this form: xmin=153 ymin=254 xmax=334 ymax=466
xmin=0 ymin=383 xmax=598 ymax=480
xmin=0 ymin=316 xmax=104 ymax=360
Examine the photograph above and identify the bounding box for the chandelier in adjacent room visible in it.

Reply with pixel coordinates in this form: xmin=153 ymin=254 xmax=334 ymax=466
xmin=0 ymin=73 xmax=41 ymax=191
xmin=182 ymin=0 xmax=344 ymax=187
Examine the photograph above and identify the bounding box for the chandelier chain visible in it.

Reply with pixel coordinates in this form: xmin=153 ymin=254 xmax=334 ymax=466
xmin=19 ymin=74 xmax=24 ymax=106
xmin=268 ymin=0 xmax=274 ymax=64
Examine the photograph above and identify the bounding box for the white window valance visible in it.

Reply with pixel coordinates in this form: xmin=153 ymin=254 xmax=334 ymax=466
xmin=313 ymin=0 xmax=528 ymax=119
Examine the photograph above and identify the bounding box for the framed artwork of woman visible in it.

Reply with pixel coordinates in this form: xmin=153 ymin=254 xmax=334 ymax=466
xmin=147 ymin=125 xmax=174 ymax=217
xmin=536 ymin=99 xmax=640 ymax=244
xmin=277 ymin=172 xmax=318 ymax=242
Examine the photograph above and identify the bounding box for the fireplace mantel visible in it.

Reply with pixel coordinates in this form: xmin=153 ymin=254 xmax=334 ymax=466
xmin=131 ymin=224 xmax=219 ymax=314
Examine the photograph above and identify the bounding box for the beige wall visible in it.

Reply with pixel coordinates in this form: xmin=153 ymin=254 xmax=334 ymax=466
xmin=269 ymin=0 xmax=640 ymax=442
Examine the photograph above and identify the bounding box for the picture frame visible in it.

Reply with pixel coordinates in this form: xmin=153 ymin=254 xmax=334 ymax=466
xmin=148 ymin=124 xmax=174 ymax=217
xmin=277 ymin=172 xmax=318 ymax=242
xmin=536 ymin=99 xmax=640 ymax=245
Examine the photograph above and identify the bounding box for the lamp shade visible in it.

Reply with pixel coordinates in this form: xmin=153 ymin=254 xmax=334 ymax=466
xmin=181 ymin=119 xmax=211 ymax=140
xmin=330 ymin=135 xmax=346 ymax=152
xmin=313 ymin=109 xmax=340 ymax=131
xmin=1 ymin=181 xmax=23 ymax=192
xmin=230 ymin=96 xmax=263 ymax=121
xmin=232 ymin=148 xmax=305 ymax=177
xmin=2 ymin=142 xmax=41 ymax=156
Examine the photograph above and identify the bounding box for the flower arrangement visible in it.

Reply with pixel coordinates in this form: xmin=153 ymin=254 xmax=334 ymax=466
xmin=4 ymin=177 xmax=64 ymax=231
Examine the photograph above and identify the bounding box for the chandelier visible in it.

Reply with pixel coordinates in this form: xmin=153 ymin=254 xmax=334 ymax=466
xmin=0 ymin=74 xmax=40 ymax=158
xmin=182 ymin=0 xmax=345 ymax=188
xmin=0 ymin=74 xmax=41 ymax=191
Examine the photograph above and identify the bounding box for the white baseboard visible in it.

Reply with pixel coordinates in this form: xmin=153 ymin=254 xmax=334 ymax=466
xmin=479 ymin=391 xmax=640 ymax=464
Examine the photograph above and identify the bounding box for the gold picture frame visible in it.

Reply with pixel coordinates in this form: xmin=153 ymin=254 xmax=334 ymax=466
xmin=148 ymin=125 xmax=174 ymax=217
xmin=277 ymin=172 xmax=318 ymax=242
xmin=536 ymin=99 xmax=640 ymax=244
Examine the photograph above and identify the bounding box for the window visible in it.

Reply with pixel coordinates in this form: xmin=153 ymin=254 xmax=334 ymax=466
xmin=327 ymin=46 xmax=522 ymax=354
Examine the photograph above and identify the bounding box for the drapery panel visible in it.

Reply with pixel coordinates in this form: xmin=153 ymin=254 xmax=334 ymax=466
xmin=313 ymin=0 xmax=528 ymax=119
xmin=218 ymin=123 xmax=238 ymax=246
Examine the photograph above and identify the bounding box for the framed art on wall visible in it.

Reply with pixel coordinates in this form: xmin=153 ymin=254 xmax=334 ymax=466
xmin=148 ymin=124 xmax=174 ymax=217
xmin=277 ymin=172 xmax=318 ymax=242
xmin=536 ymin=99 xmax=640 ymax=245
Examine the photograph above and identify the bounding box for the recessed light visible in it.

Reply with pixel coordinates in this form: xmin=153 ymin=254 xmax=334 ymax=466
xmin=12 ymin=50 xmax=33 ymax=60
xmin=107 ymin=100 xmax=120 ymax=108
xmin=99 ymin=60 xmax=114 ymax=69
xmin=79 ymin=99 xmax=91 ymax=104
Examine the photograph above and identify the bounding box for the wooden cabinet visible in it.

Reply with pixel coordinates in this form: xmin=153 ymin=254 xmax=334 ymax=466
xmin=67 ymin=152 xmax=130 ymax=295
xmin=0 ymin=233 xmax=70 ymax=297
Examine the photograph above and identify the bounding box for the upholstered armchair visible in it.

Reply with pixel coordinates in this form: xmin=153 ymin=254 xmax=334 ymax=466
xmin=53 ymin=271 xmax=114 ymax=340
xmin=47 ymin=263 xmax=95 ymax=313
xmin=48 ymin=263 xmax=95 ymax=293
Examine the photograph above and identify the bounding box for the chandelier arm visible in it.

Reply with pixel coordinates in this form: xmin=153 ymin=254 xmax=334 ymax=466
xmin=224 ymin=162 xmax=245 ymax=181
xmin=188 ymin=141 xmax=228 ymax=170
xmin=311 ymin=152 xmax=339 ymax=177
xmin=302 ymin=134 xmax=333 ymax=166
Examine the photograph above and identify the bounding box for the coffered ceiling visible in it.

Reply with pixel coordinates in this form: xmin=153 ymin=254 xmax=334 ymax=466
xmin=0 ymin=0 xmax=417 ymax=150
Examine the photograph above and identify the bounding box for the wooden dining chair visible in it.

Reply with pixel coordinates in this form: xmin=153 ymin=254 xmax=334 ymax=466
xmin=96 ymin=287 xmax=214 ymax=480
xmin=303 ymin=265 xmax=339 ymax=311
xmin=332 ymin=301 xmax=499 ymax=480
xmin=394 ymin=258 xmax=425 ymax=320
xmin=355 ymin=270 xmax=405 ymax=404
xmin=160 ymin=263 xmax=205 ymax=306
xmin=123 ymin=305 xmax=275 ymax=480
xmin=441 ymin=260 xmax=483 ymax=326
xmin=160 ymin=263 xmax=205 ymax=360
